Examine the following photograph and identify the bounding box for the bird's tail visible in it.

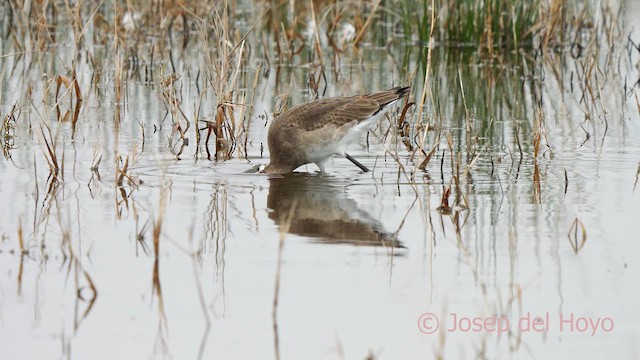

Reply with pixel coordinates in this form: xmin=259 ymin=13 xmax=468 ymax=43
xmin=366 ymin=86 xmax=411 ymax=114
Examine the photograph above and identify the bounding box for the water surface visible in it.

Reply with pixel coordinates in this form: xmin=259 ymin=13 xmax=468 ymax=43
xmin=1 ymin=2 xmax=640 ymax=359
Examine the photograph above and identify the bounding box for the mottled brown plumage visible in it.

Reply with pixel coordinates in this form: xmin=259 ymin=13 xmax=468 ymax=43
xmin=263 ymin=86 xmax=410 ymax=174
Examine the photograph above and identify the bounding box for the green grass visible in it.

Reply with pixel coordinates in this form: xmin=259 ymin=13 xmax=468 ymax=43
xmin=400 ymin=0 xmax=540 ymax=51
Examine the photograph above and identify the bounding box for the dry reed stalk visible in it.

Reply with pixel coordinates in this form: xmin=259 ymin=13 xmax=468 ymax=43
xmin=52 ymin=200 xmax=98 ymax=328
xmin=194 ymin=84 xmax=209 ymax=158
xmin=158 ymin=72 xmax=191 ymax=157
xmin=414 ymin=0 xmax=436 ymax=174
xmin=307 ymin=0 xmax=324 ymax=65
xmin=32 ymin=73 xmax=71 ymax=169
xmin=90 ymin=145 xmax=102 ymax=172
xmin=54 ymin=72 xmax=84 ymax=137
xmin=191 ymin=253 xmax=211 ymax=328
xmin=0 ymin=50 xmax=37 ymax=59
xmin=196 ymin=2 xmax=269 ymax=161
xmin=436 ymin=186 xmax=452 ymax=214
xmin=241 ymin=64 xmax=262 ymax=159
xmin=80 ymin=268 xmax=98 ymax=316
xmin=633 ymin=163 xmax=640 ymax=192
xmin=352 ymin=0 xmax=382 ymax=47
xmin=37 ymin=123 xmax=60 ymax=177
xmin=514 ymin=126 xmax=523 ymax=164
xmin=17 ymin=217 xmax=24 ymax=254
xmin=382 ymin=141 xmax=419 ymax=194
xmin=397 ymin=101 xmax=416 ymax=152
xmin=457 ymin=66 xmax=471 ymax=133
xmin=532 ymin=162 xmax=541 ymax=204
xmin=272 ymin=199 xmax=298 ymax=360
xmin=153 ymin=182 xmax=168 ymax=257
xmin=71 ymin=70 xmax=83 ymax=137
xmin=417 ymin=139 xmax=439 ymax=171
xmin=538 ymin=0 xmax=564 ymax=52
xmin=213 ymin=93 xmax=231 ymax=160
xmin=151 ymin=181 xmax=170 ymax=327
xmin=567 ymin=217 xmax=587 ymax=254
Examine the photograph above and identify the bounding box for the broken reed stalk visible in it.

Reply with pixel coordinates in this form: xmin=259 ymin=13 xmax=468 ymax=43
xmin=54 ymin=73 xmax=84 ymax=138
xmin=632 ymin=163 xmax=640 ymax=191
xmin=567 ymin=217 xmax=587 ymax=254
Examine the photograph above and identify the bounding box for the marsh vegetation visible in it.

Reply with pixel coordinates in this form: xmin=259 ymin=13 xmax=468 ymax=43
xmin=1 ymin=0 xmax=639 ymax=359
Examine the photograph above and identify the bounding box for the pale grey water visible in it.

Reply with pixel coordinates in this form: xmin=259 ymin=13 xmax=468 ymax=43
xmin=1 ymin=1 xmax=640 ymax=359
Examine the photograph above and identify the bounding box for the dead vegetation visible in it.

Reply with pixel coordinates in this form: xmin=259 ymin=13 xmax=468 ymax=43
xmin=0 ymin=1 xmax=636 ymax=358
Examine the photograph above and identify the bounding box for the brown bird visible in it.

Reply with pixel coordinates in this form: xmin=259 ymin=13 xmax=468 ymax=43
xmin=262 ymin=86 xmax=410 ymax=174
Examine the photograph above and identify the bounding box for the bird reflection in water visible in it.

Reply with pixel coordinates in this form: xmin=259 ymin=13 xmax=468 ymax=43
xmin=267 ymin=174 xmax=404 ymax=249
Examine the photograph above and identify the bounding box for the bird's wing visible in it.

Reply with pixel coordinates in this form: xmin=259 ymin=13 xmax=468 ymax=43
xmin=280 ymin=87 xmax=410 ymax=131
xmin=287 ymin=96 xmax=380 ymax=131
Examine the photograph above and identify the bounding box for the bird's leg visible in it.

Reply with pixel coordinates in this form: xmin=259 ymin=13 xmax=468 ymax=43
xmin=345 ymin=153 xmax=370 ymax=172
xmin=315 ymin=161 xmax=327 ymax=173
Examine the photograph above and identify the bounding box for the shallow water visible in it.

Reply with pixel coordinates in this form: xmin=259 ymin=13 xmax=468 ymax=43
xmin=2 ymin=2 xmax=640 ymax=359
